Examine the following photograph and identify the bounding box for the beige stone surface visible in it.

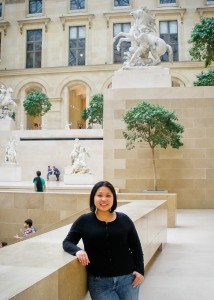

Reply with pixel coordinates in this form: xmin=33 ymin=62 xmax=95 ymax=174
xmin=0 ymin=200 xmax=167 ymax=300
xmin=104 ymin=86 xmax=214 ymax=209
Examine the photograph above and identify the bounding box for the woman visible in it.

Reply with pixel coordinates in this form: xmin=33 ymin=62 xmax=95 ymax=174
xmin=63 ymin=181 xmax=144 ymax=300
xmin=33 ymin=170 xmax=46 ymax=192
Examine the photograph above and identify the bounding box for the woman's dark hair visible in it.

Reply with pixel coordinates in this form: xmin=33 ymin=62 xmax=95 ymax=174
xmin=89 ymin=181 xmax=117 ymax=213
xmin=25 ymin=219 xmax=33 ymax=227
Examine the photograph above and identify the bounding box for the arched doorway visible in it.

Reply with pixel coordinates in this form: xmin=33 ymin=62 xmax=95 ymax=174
xmin=25 ymin=87 xmax=43 ymax=130
xmin=69 ymin=84 xmax=86 ymax=129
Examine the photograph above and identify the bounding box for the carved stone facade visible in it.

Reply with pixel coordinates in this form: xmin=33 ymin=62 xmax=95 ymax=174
xmin=0 ymin=0 xmax=213 ymax=130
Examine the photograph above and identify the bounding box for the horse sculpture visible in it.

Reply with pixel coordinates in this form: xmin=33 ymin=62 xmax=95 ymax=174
xmin=0 ymin=85 xmax=17 ymax=118
xmin=113 ymin=7 xmax=173 ymax=67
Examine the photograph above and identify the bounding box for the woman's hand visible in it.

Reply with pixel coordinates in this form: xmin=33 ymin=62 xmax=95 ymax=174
xmin=76 ymin=250 xmax=90 ymax=266
xmin=132 ymin=271 xmax=144 ymax=288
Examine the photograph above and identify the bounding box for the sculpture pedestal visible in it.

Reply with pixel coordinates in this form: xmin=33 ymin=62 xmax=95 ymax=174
xmin=64 ymin=171 xmax=97 ymax=185
xmin=112 ymin=67 xmax=171 ymax=89
xmin=0 ymin=118 xmax=16 ymax=130
xmin=0 ymin=164 xmax=22 ymax=181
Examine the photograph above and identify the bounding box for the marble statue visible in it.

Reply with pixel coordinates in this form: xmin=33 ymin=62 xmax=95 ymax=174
xmin=113 ymin=7 xmax=173 ymax=67
xmin=0 ymin=85 xmax=17 ymax=119
xmin=68 ymin=139 xmax=90 ymax=174
xmin=4 ymin=138 xmax=17 ymax=164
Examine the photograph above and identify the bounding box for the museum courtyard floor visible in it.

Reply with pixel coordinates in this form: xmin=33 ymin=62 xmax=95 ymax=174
xmin=140 ymin=209 xmax=214 ymax=300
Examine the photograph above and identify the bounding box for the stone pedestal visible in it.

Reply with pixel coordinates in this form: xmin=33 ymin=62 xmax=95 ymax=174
xmin=0 ymin=118 xmax=16 ymax=130
xmin=64 ymin=170 xmax=97 ymax=185
xmin=0 ymin=164 xmax=22 ymax=181
xmin=112 ymin=67 xmax=171 ymax=89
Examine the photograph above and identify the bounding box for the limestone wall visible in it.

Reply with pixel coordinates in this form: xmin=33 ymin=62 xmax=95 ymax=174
xmin=0 ymin=191 xmax=90 ymax=244
xmin=0 ymin=129 xmax=103 ymax=181
xmin=104 ymin=86 xmax=214 ymax=208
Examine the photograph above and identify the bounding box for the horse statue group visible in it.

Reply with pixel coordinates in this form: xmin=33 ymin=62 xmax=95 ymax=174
xmin=0 ymin=84 xmax=17 ymax=119
xmin=113 ymin=7 xmax=173 ymax=67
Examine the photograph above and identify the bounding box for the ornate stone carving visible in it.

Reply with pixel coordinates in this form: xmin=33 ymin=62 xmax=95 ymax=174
xmin=4 ymin=138 xmax=18 ymax=165
xmin=66 ymin=138 xmax=90 ymax=174
xmin=0 ymin=85 xmax=17 ymax=119
xmin=113 ymin=7 xmax=173 ymax=68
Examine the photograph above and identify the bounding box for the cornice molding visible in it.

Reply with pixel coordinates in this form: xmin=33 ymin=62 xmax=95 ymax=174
xmin=103 ymin=11 xmax=132 ymax=28
xmin=0 ymin=21 xmax=10 ymax=36
xmin=17 ymin=17 xmax=51 ymax=34
xmin=59 ymin=14 xmax=94 ymax=30
xmin=197 ymin=7 xmax=214 ymax=17
xmin=151 ymin=8 xmax=186 ymax=22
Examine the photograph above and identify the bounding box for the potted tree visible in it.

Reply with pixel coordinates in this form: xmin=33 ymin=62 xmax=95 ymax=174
xmin=189 ymin=17 xmax=214 ymax=86
xmin=81 ymin=93 xmax=103 ymax=128
xmin=123 ymin=101 xmax=184 ymax=191
xmin=23 ymin=91 xmax=52 ymax=127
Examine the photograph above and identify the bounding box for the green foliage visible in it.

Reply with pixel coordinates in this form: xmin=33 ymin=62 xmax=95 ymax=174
xmin=123 ymin=102 xmax=184 ymax=190
xmin=189 ymin=18 xmax=214 ymax=67
xmin=193 ymin=68 xmax=214 ymax=86
xmin=23 ymin=91 xmax=52 ymax=117
xmin=81 ymin=93 xmax=103 ymax=126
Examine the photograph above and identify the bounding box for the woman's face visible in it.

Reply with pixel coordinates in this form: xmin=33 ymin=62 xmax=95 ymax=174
xmin=94 ymin=186 xmax=114 ymax=212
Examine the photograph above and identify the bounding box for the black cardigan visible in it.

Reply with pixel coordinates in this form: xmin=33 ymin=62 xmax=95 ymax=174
xmin=63 ymin=212 xmax=144 ymax=276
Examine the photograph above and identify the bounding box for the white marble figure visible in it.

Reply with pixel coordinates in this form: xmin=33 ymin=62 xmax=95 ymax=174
xmin=65 ymin=122 xmax=72 ymax=130
xmin=0 ymin=85 xmax=17 ymax=119
xmin=113 ymin=7 xmax=173 ymax=67
xmin=70 ymin=138 xmax=81 ymax=165
xmin=4 ymin=138 xmax=17 ymax=164
xmin=69 ymin=139 xmax=90 ymax=174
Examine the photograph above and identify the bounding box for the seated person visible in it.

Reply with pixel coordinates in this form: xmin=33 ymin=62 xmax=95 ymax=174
xmin=47 ymin=166 xmax=53 ymax=180
xmin=14 ymin=219 xmax=36 ymax=239
xmin=53 ymin=166 xmax=60 ymax=181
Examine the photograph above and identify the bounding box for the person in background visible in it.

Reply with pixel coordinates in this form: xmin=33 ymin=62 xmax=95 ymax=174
xmin=33 ymin=170 xmax=46 ymax=192
xmin=53 ymin=166 xmax=60 ymax=181
xmin=87 ymin=122 xmax=93 ymax=129
xmin=63 ymin=181 xmax=144 ymax=300
xmin=0 ymin=241 xmax=8 ymax=247
xmin=47 ymin=165 xmax=53 ymax=181
xmin=14 ymin=219 xmax=36 ymax=239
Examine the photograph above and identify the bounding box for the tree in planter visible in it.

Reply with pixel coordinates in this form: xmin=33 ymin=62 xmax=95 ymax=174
xmin=81 ymin=93 xmax=103 ymax=127
xmin=189 ymin=17 xmax=214 ymax=68
xmin=189 ymin=17 xmax=214 ymax=86
xmin=123 ymin=101 xmax=184 ymax=191
xmin=23 ymin=91 xmax=52 ymax=118
xmin=193 ymin=68 xmax=214 ymax=86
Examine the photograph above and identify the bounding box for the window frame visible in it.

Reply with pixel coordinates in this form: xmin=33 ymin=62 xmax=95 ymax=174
xmin=26 ymin=0 xmax=44 ymax=17
xmin=0 ymin=1 xmax=4 ymax=19
xmin=113 ymin=22 xmax=131 ymax=64
xmin=69 ymin=0 xmax=87 ymax=12
xmin=69 ymin=0 xmax=87 ymax=13
xmin=159 ymin=20 xmax=179 ymax=62
xmin=112 ymin=0 xmax=132 ymax=10
xmin=68 ymin=25 xmax=86 ymax=66
xmin=26 ymin=28 xmax=42 ymax=68
xmin=205 ymin=0 xmax=214 ymax=5
xmin=158 ymin=0 xmax=179 ymax=7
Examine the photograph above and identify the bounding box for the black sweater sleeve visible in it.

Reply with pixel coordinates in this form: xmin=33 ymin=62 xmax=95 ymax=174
xmin=62 ymin=216 xmax=84 ymax=255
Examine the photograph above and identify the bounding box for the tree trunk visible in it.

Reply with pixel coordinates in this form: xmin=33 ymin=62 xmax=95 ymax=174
xmin=151 ymin=147 xmax=157 ymax=191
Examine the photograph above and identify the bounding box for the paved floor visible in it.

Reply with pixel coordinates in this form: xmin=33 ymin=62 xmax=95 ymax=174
xmin=140 ymin=209 xmax=214 ymax=300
